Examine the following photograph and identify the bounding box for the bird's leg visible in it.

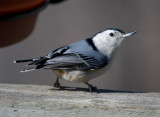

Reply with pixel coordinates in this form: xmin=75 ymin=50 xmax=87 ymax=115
xmin=85 ymin=82 xmax=97 ymax=92
xmin=53 ymin=77 xmax=61 ymax=88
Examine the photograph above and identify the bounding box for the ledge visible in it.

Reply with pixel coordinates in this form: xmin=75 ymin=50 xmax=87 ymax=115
xmin=0 ymin=83 xmax=160 ymax=117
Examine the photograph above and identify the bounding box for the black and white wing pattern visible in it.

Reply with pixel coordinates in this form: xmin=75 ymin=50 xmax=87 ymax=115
xmin=43 ymin=52 xmax=109 ymax=70
xmin=22 ymin=38 xmax=110 ymax=71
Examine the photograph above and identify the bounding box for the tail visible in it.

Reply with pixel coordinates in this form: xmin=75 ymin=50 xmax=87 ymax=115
xmin=14 ymin=57 xmax=48 ymax=72
xmin=20 ymin=67 xmax=36 ymax=72
xmin=14 ymin=58 xmax=38 ymax=72
xmin=14 ymin=59 xmax=35 ymax=63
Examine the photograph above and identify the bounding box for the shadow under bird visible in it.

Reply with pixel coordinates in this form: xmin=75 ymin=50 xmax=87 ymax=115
xmin=14 ymin=28 xmax=137 ymax=92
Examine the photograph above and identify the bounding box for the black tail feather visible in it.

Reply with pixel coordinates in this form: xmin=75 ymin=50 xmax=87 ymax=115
xmin=14 ymin=59 xmax=34 ymax=63
xmin=14 ymin=57 xmax=48 ymax=72
xmin=28 ymin=57 xmax=48 ymax=65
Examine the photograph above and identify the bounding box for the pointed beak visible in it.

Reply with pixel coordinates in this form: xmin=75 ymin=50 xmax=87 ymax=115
xmin=123 ymin=30 xmax=137 ymax=38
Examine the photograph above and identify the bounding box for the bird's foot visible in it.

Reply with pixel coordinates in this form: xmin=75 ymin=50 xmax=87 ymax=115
xmin=89 ymin=85 xmax=97 ymax=92
xmin=85 ymin=82 xmax=97 ymax=92
xmin=53 ymin=78 xmax=61 ymax=89
xmin=53 ymin=82 xmax=61 ymax=88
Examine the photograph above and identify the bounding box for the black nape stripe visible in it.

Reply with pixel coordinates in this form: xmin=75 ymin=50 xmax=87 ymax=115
xmin=107 ymin=28 xmax=125 ymax=34
xmin=86 ymin=38 xmax=98 ymax=51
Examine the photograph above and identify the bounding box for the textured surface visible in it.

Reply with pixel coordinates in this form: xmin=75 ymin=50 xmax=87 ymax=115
xmin=0 ymin=83 xmax=160 ymax=117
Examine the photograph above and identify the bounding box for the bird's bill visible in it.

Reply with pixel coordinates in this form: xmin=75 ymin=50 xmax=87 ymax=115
xmin=123 ymin=31 xmax=137 ymax=38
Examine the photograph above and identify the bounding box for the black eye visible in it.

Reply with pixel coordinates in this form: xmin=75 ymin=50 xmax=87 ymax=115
xmin=109 ymin=33 xmax=114 ymax=37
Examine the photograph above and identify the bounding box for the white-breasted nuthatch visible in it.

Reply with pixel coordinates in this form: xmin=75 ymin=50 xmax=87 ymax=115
xmin=14 ymin=28 xmax=137 ymax=91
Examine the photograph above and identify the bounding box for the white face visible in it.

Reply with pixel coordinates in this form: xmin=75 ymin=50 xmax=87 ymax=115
xmin=93 ymin=29 xmax=125 ymax=56
xmin=101 ymin=30 xmax=124 ymax=47
xmin=93 ymin=29 xmax=137 ymax=56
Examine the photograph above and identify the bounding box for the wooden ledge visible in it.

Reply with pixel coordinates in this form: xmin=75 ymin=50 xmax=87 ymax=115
xmin=0 ymin=83 xmax=160 ymax=117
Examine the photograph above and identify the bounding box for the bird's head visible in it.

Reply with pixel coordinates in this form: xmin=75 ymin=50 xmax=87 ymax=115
xmin=92 ymin=28 xmax=137 ymax=56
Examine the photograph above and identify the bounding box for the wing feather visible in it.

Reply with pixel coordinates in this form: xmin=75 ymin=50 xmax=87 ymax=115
xmin=23 ymin=45 xmax=109 ymax=71
xmin=42 ymin=52 xmax=109 ymax=70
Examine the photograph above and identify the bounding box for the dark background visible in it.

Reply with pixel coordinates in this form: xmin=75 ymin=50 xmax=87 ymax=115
xmin=1 ymin=0 xmax=160 ymax=92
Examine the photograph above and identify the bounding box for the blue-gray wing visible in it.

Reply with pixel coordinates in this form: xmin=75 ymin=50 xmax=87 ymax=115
xmin=43 ymin=51 xmax=109 ymax=70
xmin=26 ymin=39 xmax=110 ymax=71
xmin=43 ymin=53 xmax=85 ymax=70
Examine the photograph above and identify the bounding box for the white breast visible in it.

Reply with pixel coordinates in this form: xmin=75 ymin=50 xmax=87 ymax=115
xmin=53 ymin=65 xmax=110 ymax=83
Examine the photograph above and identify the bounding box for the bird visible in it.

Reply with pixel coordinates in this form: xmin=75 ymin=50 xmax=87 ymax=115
xmin=14 ymin=28 xmax=137 ymax=92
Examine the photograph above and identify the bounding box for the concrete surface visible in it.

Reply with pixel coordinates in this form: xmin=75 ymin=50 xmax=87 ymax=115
xmin=0 ymin=83 xmax=160 ymax=117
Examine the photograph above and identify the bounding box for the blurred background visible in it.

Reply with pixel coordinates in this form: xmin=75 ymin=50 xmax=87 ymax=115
xmin=0 ymin=0 xmax=160 ymax=92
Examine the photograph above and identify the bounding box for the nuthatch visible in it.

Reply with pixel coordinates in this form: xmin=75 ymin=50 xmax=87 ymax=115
xmin=14 ymin=28 xmax=137 ymax=92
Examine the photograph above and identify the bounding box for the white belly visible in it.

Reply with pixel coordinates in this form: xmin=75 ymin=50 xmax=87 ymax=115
xmin=53 ymin=66 xmax=110 ymax=83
